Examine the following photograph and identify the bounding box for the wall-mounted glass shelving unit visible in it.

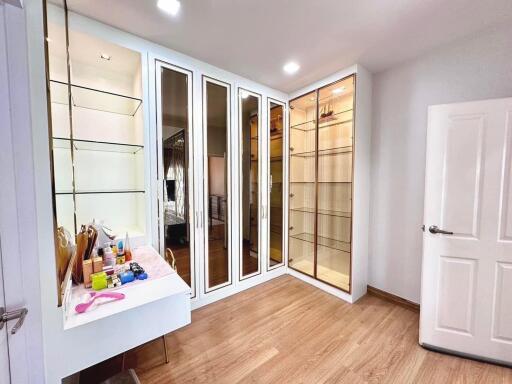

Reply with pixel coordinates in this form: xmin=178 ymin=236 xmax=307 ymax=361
xmin=47 ymin=13 xmax=146 ymax=241
xmin=288 ymin=75 xmax=355 ymax=292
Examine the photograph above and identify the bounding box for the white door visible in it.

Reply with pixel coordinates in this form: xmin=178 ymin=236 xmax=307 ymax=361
xmin=0 ymin=247 xmax=9 ymax=384
xmin=420 ymin=98 xmax=512 ymax=365
xmin=0 ymin=1 xmax=44 ymax=382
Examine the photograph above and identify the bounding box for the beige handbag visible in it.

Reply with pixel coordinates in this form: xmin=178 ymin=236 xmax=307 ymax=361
xmin=56 ymin=226 xmax=73 ymax=284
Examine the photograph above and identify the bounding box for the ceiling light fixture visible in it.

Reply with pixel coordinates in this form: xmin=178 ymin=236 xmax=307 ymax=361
xmin=158 ymin=0 xmax=181 ymax=16
xmin=283 ymin=61 xmax=300 ymax=75
xmin=332 ymin=87 xmax=346 ymax=95
xmin=100 ymin=53 xmax=111 ymax=61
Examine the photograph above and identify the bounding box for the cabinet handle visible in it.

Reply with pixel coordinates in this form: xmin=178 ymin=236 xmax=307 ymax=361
xmin=290 ymin=147 xmax=294 ymax=152
xmin=289 ymin=226 xmax=294 ymax=230
xmin=290 ymin=193 xmax=295 ymax=198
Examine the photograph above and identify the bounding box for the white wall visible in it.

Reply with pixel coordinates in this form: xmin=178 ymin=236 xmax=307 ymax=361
xmin=369 ymin=22 xmax=512 ymax=303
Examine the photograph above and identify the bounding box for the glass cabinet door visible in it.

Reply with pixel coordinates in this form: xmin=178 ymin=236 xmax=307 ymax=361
xmin=239 ymin=89 xmax=262 ymax=279
xmin=157 ymin=62 xmax=195 ymax=296
xmin=288 ymin=91 xmax=317 ymax=277
xmin=316 ymin=75 xmax=354 ymax=292
xmin=268 ymin=100 xmax=285 ymax=270
xmin=203 ymin=77 xmax=231 ymax=292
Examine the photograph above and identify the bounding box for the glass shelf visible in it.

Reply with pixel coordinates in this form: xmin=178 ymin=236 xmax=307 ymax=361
xmin=291 ymin=145 xmax=352 ymax=157
xmin=290 ymin=109 xmax=353 ymax=132
xmin=290 ymin=181 xmax=352 ymax=184
xmin=290 ymin=207 xmax=351 ymax=218
xmin=251 ymin=134 xmax=283 ymax=141
xmin=49 ymin=80 xmax=142 ymax=116
xmin=55 ymin=189 xmax=145 ymax=195
xmin=290 ymin=119 xmax=316 ymax=130
xmin=289 ymin=232 xmax=351 ymax=253
xmin=53 ymin=137 xmax=144 ymax=154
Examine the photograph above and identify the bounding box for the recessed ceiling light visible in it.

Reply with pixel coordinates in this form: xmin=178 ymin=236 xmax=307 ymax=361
xmin=158 ymin=0 xmax=181 ymax=16
xmin=309 ymin=97 xmax=316 ymax=101
xmin=332 ymin=87 xmax=346 ymax=95
xmin=240 ymin=90 xmax=250 ymax=99
xmin=283 ymin=61 xmax=300 ymax=75
xmin=100 ymin=53 xmax=111 ymax=61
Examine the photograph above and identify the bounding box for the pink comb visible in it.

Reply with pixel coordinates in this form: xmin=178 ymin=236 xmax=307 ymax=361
xmin=75 ymin=292 xmax=125 ymax=313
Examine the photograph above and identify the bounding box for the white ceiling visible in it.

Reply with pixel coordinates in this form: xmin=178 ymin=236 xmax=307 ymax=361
xmin=65 ymin=0 xmax=512 ymax=93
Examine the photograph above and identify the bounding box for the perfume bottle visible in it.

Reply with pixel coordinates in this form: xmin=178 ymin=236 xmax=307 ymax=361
xmin=124 ymin=232 xmax=132 ymax=262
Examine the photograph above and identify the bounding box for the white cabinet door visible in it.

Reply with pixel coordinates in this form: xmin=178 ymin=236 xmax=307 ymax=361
xmin=421 ymin=98 xmax=512 ymax=364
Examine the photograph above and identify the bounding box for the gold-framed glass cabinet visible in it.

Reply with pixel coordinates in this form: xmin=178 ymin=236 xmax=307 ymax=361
xmin=288 ymin=75 xmax=355 ymax=293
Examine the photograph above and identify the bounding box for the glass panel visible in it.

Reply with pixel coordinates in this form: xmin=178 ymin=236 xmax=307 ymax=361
xmin=316 ymin=75 xmax=354 ymax=291
xmin=47 ymin=0 xmax=74 ymax=237
xmin=268 ymin=101 xmax=284 ymax=268
xmin=240 ymin=90 xmax=260 ymax=278
xmin=161 ymin=67 xmax=192 ymax=288
xmin=288 ymin=91 xmax=317 ymax=276
xmin=205 ymin=80 xmax=230 ymax=289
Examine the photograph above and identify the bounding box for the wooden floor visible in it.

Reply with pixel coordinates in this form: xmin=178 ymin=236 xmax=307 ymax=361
xmin=84 ymin=275 xmax=512 ymax=383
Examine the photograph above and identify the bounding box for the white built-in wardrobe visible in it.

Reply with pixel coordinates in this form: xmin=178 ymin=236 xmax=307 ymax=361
xmin=46 ymin=2 xmax=371 ymax=307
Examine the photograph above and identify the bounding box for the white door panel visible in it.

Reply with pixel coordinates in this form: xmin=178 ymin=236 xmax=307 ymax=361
xmin=0 ymin=246 xmax=9 ymax=384
xmin=421 ymin=98 xmax=512 ymax=365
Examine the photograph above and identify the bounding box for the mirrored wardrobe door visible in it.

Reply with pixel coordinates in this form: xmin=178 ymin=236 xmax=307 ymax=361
xmin=239 ymin=89 xmax=262 ymax=280
xmin=202 ymin=76 xmax=232 ymax=292
xmin=156 ymin=61 xmax=196 ymax=297
xmin=267 ymin=99 xmax=285 ymax=270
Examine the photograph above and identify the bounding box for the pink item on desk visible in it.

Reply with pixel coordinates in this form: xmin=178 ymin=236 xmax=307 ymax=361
xmin=75 ymin=291 xmax=125 ymax=314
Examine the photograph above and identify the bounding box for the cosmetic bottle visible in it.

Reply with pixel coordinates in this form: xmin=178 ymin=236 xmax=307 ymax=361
xmin=125 ymin=232 xmax=132 ymax=262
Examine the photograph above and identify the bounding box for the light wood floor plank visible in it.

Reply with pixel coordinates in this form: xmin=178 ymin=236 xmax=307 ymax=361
xmin=112 ymin=275 xmax=512 ymax=384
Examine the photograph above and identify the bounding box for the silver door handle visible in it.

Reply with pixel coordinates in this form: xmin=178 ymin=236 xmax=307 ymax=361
xmin=428 ymin=225 xmax=453 ymax=235
xmin=0 ymin=307 xmax=28 ymax=334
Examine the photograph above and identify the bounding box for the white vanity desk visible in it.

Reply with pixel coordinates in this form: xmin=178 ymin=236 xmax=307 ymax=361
xmin=60 ymin=246 xmax=191 ymax=377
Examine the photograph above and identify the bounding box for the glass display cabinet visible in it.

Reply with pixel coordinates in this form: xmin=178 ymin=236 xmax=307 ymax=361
xmin=288 ymin=75 xmax=355 ymax=292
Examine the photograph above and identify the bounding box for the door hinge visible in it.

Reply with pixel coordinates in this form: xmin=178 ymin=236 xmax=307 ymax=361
xmin=0 ymin=307 xmax=28 ymax=335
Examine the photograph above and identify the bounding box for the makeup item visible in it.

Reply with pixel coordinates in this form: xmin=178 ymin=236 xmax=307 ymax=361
xmin=75 ymin=291 xmax=125 ymax=314
xmin=103 ymin=246 xmax=116 ymax=267
xmin=137 ymin=272 xmax=148 ymax=280
xmin=102 ymin=265 xmax=114 ymax=276
xmin=91 ymin=272 xmax=107 ymax=291
xmin=116 ymin=255 xmax=126 ymax=265
xmin=129 ymin=262 xmax=145 ymax=278
xmin=82 ymin=259 xmax=93 ymax=289
xmin=117 ymin=240 xmax=124 ymax=256
xmin=119 ymin=271 xmax=135 ymax=284
xmin=124 ymin=233 xmax=132 ymax=262
xmin=92 ymin=256 xmax=103 ymax=273
xmin=112 ymin=244 xmax=118 ymax=255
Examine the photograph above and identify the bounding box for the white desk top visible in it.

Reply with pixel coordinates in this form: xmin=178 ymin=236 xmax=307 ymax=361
xmin=63 ymin=246 xmax=190 ymax=330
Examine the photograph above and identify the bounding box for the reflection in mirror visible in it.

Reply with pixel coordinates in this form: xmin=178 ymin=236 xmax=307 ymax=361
xmin=161 ymin=66 xmax=192 ymax=289
xmin=240 ymin=90 xmax=261 ymax=278
xmin=205 ymin=79 xmax=230 ymax=290
xmin=268 ymin=101 xmax=284 ymax=269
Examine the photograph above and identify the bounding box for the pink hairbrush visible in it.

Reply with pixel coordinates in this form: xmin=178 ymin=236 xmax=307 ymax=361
xmin=75 ymin=291 xmax=125 ymax=313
